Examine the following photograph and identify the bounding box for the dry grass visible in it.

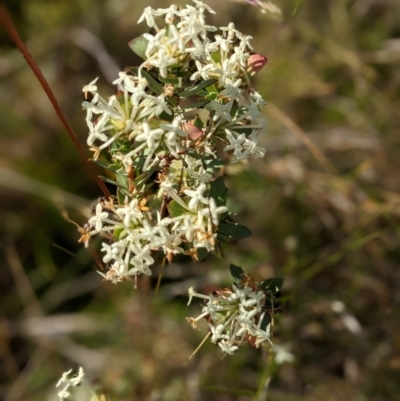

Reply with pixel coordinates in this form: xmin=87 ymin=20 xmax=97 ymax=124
xmin=1 ymin=0 xmax=400 ymax=400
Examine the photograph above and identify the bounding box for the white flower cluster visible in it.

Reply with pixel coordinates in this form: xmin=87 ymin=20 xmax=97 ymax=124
xmin=56 ymin=367 xmax=84 ymax=400
xmin=81 ymin=189 xmax=227 ymax=284
xmin=79 ymin=1 xmax=268 ymax=283
xmin=187 ymin=278 xmax=272 ymax=355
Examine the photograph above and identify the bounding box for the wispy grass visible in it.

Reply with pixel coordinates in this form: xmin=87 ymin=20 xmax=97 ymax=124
xmin=1 ymin=0 xmax=400 ymax=400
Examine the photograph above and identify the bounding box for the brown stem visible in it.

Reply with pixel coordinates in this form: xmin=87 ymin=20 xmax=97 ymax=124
xmin=0 ymin=6 xmax=109 ymax=196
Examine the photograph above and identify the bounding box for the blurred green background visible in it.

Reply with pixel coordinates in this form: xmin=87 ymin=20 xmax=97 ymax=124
xmin=1 ymin=0 xmax=400 ymax=400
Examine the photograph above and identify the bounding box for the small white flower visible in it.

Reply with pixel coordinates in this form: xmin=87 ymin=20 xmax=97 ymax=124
xmin=203 ymin=198 xmax=228 ymax=225
xmin=55 ymin=367 xmax=85 ymax=400
xmin=212 ymin=34 xmax=231 ymax=53
xmin=101 ymin=242 xmax=124 ymax=264
xmin=138 ymin=6 xmax=159 ymax=29
xmin=210 ymin=323 xmax=229 ymax=343
xmin=115 ymin=199 xmax=143 ymax=226
xmin=70 ymin=366 xmax=84 ymax=386
xmin=88 ymin=203 xmax=109 ymax=232
xmin=148 ymin=50 xmax=177 ymax=78
xmin=129 ymin=243 xmax=154 ymax=272
xmin=112 ymin=71 xmax=129 ymax=85
xmin=143 ymin=29 xmax=166 ymax=57
xmin=161 ymin=116 xmax=186 ymax=155
xmin=210 ymin=59 xmax=238 ymax=87
xmin=136 ymin=122 xmax=164 ymax=150
xmin=184 ymin=183 xmax=209 ymax=210
xmin=87 ymin=113 xmax=109 ymax=146
xmin=218 ymin=340 xmax=239 ymax=355
xmin=192 ymin=0 xmax=216 ymax=15
xmin=154 ymin=5 xmax=181 ymax=24
xmin=56 ymin=369 xmax=72 ymax=387
xmin=190 ymin=60 xmax=213 ymax=81
xmin=82 ymin=77 xmax=98 ymax=99
xmin=220 ymin=22 xmax=240 ymax=41
xmin=57 ymin=384 xmax=71 ymax=400
xmin=151 ymin=94 xmax=172 ymax=116
xmin=223 ymin=129 xmax=247 ymax=160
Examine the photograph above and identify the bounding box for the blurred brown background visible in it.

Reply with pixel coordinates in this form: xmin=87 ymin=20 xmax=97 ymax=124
xmin=1 ymin=0 xmax=400 ymax=400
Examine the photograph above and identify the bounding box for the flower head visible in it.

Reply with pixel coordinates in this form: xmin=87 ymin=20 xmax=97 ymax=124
xmin=79 ymin=0 xmax=268 ymax=284
xmin=187 ymin=274 xmax=274 ymax=355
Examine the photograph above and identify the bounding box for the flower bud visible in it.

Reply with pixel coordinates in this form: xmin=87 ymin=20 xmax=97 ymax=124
xmin=247 ymin=54 xmax=267 ymax=75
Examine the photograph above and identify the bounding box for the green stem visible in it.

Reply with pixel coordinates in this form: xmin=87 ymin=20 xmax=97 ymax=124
xmin=253 ymin=348 xmax=274 ymax=401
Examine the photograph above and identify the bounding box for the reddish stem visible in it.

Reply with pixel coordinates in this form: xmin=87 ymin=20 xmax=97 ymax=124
xmin=0 ymin=6 xmax=110 ymax=197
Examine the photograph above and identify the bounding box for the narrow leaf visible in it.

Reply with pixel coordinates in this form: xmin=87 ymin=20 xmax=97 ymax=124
xmin=130 ymin=66 xmax=163 ymax=95
xmin=259 ymin=278 xmax=283 ymax=294
xmin=180 ymin=99 xmax=210 ymax=112
xmin=93 ymin=159 xmax=118 ymax=172
xmin=115 ymin=172 xmax=129 ymax=189
xmin=259 ymin=311 xmax=271 ymax=331
xmin=216 ymin=233 xmax=231 ymax=244
xmin=117 ymin=188 xmax=125 ymax=205
xmin=230 ymin=264 xmax=244 ymax=280
xmin=98 ymin=176 xmax=118 ymax=186
xmin=178 ymin=79 xmax=217 ymax=98
xmin=230 ymin=100 xmax=239 ymax=118
xmin=168 ymin=200 xmax=188 ymax=217
xmin=158 ymin=75 xmax=179 ymax=84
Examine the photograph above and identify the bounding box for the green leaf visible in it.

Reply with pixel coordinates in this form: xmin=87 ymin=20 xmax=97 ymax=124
xmin=232 ymin=126 xmax=252 ymax=135
xmin=205 ymin=83 xmax=218 ymax=94
xmin=169 ymin=94 xmax=180 ymax=108
xmin=178 ymin=79 xmax=217 ymax=98
xmin=259 ymin=278 xmax=283 ymax=294
xmin=186 ymin=151 xmax=203 ymax=160
xmin=115 ymin=172 xmax=129 ymax=189
xmin=158 ymin=75 xmax=179 ymax=84
xmin=134 ymin=171 xmax=151 ymax=186
xmin=230 ymin=264 xmax=244 ymax=280
xmin=117 ymin=188 xmax=125 ymax=205
xmin=230 ymin=100 xmax=239 ymax=118
xmin=168 ymin=200 xmax=188 ymax=217
xmin=113 ymin=227 xmax=124 ymax=242
xmin=158 ymin=110 xmax=174 ymax=122
xmin=194 ymin=116 xmax=203 ymax=129
xmin=209 ymin=176 xmax=228 ymax=206
xmin=210 ymin=51 xmax=221 ymax=64
xmin=205 ymin=92 xmax=218 ymax=100
xmin=108 ymin=164 xmax=121 ymax=173
xmin=259 ymin=311 xmax=271 ymax=331
xmin=180 ymin=99 xmax=210 ymax=112
xmin=217 ymin=223 xmax=252 ymax=240
xmin=93 ymin=159 xmax=112 ymax=170
xmin=98 ymin=176 xmax=118 ymax=186
xmin=120 ymin=188 xmax=129 ymax=197
xmin=196 ymin=89 xmax=208 ymax=97
xmin=216 ymin=233 xmax=231 ymax=243
xmin=129 ymin=36 xmax=149 ymax=60
xmin=130 ymin=66 xmax=163 ymax=95
xmin=141 ymin=71 xmax=164 ymax=95
xmin=206 ymin=159 xmax=225 ymax=175
xmin=196 ymin=247 xmax=208 ymax=262
xmin=174 ymin=70 xmax=192 ymax=78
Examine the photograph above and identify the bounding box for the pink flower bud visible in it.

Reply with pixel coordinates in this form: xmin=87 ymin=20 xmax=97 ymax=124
xmin=247 ymin=54 xmax=268 ymax=75
xmin=184 ymin=122 xmax=204 ymax=141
